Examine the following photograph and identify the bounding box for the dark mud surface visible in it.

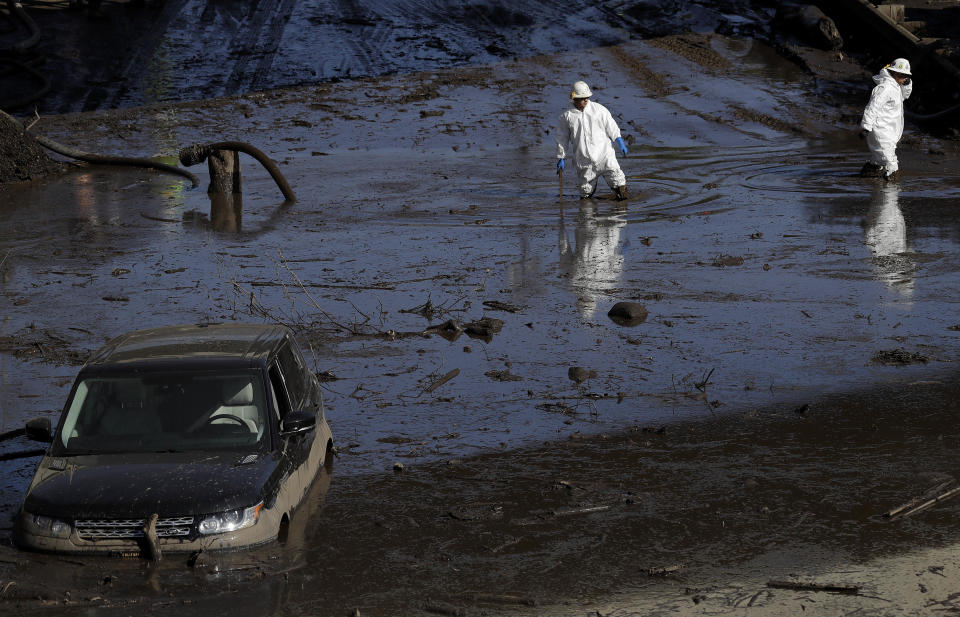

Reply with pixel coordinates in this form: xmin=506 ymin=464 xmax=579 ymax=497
xmin=0 ymin=114 xmax=62 ymax=183
xmin=1 ymin=0 xmax=740 ymax=114
xmin=5 ymin=381 xmax=960 ymax=616
xmin=3 ymin=1 xmax=960 ymax=615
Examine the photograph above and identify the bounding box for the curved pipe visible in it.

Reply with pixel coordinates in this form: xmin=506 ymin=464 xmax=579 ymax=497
xmin=179 ymin=141 xmax=296 ymax=202
xmin=0 ymin=448 xmax=46 ymax=462
xmin=5 ymin=0 xmax=40 ymax=52
xmin=1 ymin=109 xmax=200 ymax=186
xmin=0 ymin=58 xmax=50 ymax=110
xmin=0 ymin=427 xmax=25 ymax=443
xmin=906 ymin=102 xmax=960 ymax=122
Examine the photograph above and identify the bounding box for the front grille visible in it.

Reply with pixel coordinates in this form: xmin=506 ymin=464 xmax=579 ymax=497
xmin=75 ymin=517 xmax=195 ymax=540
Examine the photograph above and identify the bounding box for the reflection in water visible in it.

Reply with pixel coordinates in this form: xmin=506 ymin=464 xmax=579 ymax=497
xmin=210 ymin=193 xmax=244 ymax=232
xmin=558 ymin=204 xmax=627 ymax=318
xmin=864 ymin=183 xmax=913 ymax=299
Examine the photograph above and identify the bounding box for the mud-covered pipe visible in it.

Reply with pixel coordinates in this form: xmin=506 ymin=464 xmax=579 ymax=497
xmin=0 ymin=58 xmax=50 ymax=110
xmin=0 ymin=109 xmax=200 ymax=186
xmin=0 ymin=448 xmax=45 ymax=462
xmin=906 ymin=102 xmax=960 ymax=122
xmin=0 ymin=427 xmax=25 ymax=443
xmin=179 ymin=141 xmax=296 ymax=202
xmin=5 ymin=0 xmax=40 ymax=53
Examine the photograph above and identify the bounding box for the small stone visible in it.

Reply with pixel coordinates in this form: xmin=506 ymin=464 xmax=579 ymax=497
xmin=608 ymin=301 xmax=648 ymax=326
xmin=393 ymin=462 xmax=404 ymax=473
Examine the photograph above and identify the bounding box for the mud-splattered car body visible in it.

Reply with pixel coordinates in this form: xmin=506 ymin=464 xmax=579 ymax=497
xmin=14 ymin=323 xmax=333 ymax=555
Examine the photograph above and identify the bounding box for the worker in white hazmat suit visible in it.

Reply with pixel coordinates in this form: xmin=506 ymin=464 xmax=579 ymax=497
xmin=556 ymin=81 xmax=629 ymax=200
xmin=859 ymin=58 xmax=912 ymax=182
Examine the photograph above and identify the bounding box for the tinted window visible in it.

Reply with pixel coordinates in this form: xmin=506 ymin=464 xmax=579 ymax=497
xmin=276 ymin=340 xmax=306 ymax=403
xmin=57 ymin=370 xmax=267 ymax=454
xmin=268 ymin=364 xmax=291 ymax=419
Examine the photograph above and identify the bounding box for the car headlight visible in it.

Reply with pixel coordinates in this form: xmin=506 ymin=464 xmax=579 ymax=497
xmin=198 ymin=502 xmax=263 ymax=535
xmin=22 ymin=512 xmax=72 ymax=539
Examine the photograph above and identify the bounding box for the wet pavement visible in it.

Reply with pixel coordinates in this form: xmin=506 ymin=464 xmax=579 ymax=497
xmin=2 ymin=4 xmax=960 ymax=615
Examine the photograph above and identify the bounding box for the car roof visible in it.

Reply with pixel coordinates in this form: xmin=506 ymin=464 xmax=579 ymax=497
xmin=83 ymin=323 xmax=291 ymax=371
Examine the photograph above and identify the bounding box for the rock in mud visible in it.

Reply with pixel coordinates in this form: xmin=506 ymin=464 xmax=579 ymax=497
xmin=607 ymin=302 xmax=648 ymax=326
xmin=425 ymin=319 xmax=463 ymax=341
xmin=712 ymin=255 xmax=744 ymax=267
xmin=773 ymin=4 xmax=844 ymax=51
xmin=485 ymin=369 xmax=522 ymax=382
xmin=465 ymin=317 xmax=504 ymax=338
xmin=568 ymin=366 xmax=598 ymax=384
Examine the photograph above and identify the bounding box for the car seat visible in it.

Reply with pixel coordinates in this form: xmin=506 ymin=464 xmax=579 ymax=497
xmin=210 ymin=379 xmax=262 ymax=437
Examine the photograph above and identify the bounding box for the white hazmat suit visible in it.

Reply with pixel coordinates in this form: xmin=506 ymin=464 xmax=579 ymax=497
xmin=556 ymin=101 xmax=626 ymax=198
xmin=860 ymin=68 xmax=912 ymax=176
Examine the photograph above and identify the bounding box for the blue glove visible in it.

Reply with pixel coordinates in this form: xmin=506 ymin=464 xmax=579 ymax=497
xmin=615 ymin=137 xmax=628 ymax=156
xmin=557 ymin=159 xmax=565 ymax=172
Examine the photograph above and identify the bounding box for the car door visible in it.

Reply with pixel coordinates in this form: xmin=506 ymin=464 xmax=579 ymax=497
xmin=270 ymin=342 xmax=315 ymax=504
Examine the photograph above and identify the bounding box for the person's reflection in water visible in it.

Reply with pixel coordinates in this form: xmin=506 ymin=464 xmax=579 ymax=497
xmin=558 ymin=203 xmax=627 ymax=318
xmin=864 ymin=182 xmax=914 ymax=300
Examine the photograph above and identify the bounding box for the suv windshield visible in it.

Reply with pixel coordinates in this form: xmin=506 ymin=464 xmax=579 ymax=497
xmin=57 ymin=370 xmax=268 ymax=454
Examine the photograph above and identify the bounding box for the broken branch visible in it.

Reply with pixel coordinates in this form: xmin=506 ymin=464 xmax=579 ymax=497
xmin=885 ymin=480 xmax=960 ymax=520
xmin=767 ymin=580 xmax=859 ymax=594
xmin=424 ymin=369 xmax=460 ymax=394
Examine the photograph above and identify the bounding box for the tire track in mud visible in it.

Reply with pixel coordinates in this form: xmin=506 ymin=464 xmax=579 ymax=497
xmin=243 ymin=0 xmax=301 ymax=94
xmin=25 ymin=0 xmax=635 ymax=112
xmin=322 ymin=0 xmax=393 ymax=80
xmin=80 ymin=0 xmax=192 ymax=111
xmin=221 ymin=0 xmax=288 ymax=96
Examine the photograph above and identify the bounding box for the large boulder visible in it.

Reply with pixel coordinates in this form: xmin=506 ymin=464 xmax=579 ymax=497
xmin=0 ymin=113 xmax=62 ymax=184
xmin=774 ymin=4 xmax=844 ymax=51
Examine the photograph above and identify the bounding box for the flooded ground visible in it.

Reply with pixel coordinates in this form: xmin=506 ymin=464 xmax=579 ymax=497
xmin=3 ymin=2 xmax=960 ymax=615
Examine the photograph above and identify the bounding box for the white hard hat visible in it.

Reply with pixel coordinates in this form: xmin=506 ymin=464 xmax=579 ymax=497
xmin=887 ymin=58 xmax=911 ymax=76
xmin=570 ymin=81 xmax=592 ymax=99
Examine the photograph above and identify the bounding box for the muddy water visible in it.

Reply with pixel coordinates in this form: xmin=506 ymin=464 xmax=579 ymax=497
xmin=2 ymin=33 xmax=960 ymax=615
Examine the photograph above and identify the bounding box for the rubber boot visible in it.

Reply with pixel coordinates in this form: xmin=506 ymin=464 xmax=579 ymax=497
xmin=884 ymin=170 xmax=900 ymax=183
xmin=859 ymin=162 xmax=883 ymax=178
xmin=613 ymin=185 xmax=629 ymax=201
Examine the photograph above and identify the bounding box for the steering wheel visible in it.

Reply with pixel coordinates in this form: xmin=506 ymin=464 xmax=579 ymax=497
xmin=205 ymin=414 xmax=248 ymax=428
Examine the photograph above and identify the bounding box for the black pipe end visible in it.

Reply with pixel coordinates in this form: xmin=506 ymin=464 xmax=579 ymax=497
xmin=178 ymin=144 xmax=210 ymax=167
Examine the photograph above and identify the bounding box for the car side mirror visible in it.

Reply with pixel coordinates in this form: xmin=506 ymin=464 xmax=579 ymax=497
xmin=25 ymin=417 xmax=53 ymax=443
xmin=280 ymin=410 xmax=316 ymax=435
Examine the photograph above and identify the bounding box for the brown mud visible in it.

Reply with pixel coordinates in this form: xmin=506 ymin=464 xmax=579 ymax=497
xmin=3 ymin=2 xmax=960 ymax=616
xmin=4 ymin=381 xmax=960 ymax=616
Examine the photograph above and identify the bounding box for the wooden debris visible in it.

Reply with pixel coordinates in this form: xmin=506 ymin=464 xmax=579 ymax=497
xmin=464 ymin=592 xmax=536 ymax=606
xmin=423 ymin=602 xmax=466 ymax=616
xmin=884 ymin=479 xmax=960 ymax=520
xmin=766 ymin=580 xmax=859 ymax=594
xmin=142 ymin=513 xmax=163 ymax=562
xmin=647 ymin=564 xmax=684 ymax=577
xmin=551 ymin=505 xmax=611 ymax=517
xmin=484 ymin=369 xmax=522 ymax=382
xmin=424 ymin=369 xmax=459 ymax=394
xmin=482 ymin=300 xmax=523 ymax=313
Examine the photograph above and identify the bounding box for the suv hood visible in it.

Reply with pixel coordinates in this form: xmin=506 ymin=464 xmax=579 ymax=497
xmin=22 ymin=451 xmax=278 ymax=520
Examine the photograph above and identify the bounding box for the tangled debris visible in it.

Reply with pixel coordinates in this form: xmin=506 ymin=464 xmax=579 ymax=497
xmin=873 ymin=348 xmax=929 ymax=365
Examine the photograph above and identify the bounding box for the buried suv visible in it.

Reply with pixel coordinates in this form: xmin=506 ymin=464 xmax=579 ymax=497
xmin=14 ymin=323 xmax=334 ymax=556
